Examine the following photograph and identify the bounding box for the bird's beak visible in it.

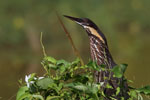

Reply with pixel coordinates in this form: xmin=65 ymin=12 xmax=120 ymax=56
xmin=64 ymin=15 xmax=84 ymax=26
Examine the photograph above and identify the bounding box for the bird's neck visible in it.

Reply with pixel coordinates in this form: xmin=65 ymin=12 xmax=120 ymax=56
xmin=89 ymin=35 xmax=116 ymax=68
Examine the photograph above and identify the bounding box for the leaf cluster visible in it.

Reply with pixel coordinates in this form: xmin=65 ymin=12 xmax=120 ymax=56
xmin=16 ymin=56 xmax=150 ymax=100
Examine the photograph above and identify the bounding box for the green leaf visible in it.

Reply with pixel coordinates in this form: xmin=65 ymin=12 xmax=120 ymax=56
xmin=45 ymin=56 xmax=57 ymax=64
xmin=116 ymin=87 xmax=120 ymax=95
xmin=46 ymin=96 xmax=61 ymax=100
xmin=87 ymin=83 xmax=99 ymax=94
xmin=16 ymin=93 xmax=31 ymax=100
xmin=56 ymin=60 xmax=71 ymax=73
xmin=120 ymin=64 xmax=128 ymax=74
xmin=128 ymin=80 xmax=133 ymax=83
xmin=37 ymin=78 xmax=54 ymax=89
xmin=137 ymin=85 xmax=150 ymax=95
xmin=87 ymin=61 xmax=99 ymax=71
xmin=56 ymin=59 xmax=69 ymax=66
xmin=73 ymin=84 xmax=88 ymax=92
xmin=71 ymin=58 xmax=80 ymax=66
xmin=32 ymin=94 xmax=44 ymax=100
xmin=112 ymin=66 xmax=122 ymax=78
xmin=57 ymin=83 xmax=64 ymax=91
xmin=16 ymin=86 xmax=29 ymax=100
xmin=65 ymin=83 xmax=88 ymax=92
xmin=129 ymin=90 xmax=137 ymax=99
xmin=59 ymin=65 xmax=66 ymax=73
xmin=106 ymin=83 xmax=113 ymax=89
xmin=48 ymin=64 xmax=57 ymax=69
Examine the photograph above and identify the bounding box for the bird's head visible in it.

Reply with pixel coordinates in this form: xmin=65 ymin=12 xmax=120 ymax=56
xmin=64 ymin=15 xmax=98 ymax=29
xmin=64 ymin=15 xmax=106 ymax=43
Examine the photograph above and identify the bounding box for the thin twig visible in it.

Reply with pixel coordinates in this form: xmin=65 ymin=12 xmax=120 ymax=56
xmin=8 ymin=93 xmax=16 ymax=100
xmin=56 ymin=12 xmax=84 ymax=66
xmin=40 ymin=32 xmax=47 ymax=57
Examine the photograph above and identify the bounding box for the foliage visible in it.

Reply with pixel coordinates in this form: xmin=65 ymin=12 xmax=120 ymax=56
xmin=16 ymin=56 xmax=150 ymax=100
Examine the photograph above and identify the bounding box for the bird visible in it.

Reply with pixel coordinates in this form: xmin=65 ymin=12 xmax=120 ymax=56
xmin=64 ymin=15 xmax=129 ymax=99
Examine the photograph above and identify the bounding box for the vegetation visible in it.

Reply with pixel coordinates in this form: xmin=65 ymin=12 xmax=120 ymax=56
xmin=16 ymin=55 xmax=150 ymax=100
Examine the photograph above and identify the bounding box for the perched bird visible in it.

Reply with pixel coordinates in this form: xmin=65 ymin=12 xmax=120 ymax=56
xmin=64 ymin=15 xmax=129 ymax=99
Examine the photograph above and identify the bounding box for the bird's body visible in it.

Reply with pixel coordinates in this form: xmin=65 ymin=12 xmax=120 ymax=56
xmin=88 ymin=28 xmax=116 ymax=82
xmin=64 ymin=15 xmax=129 ymax=99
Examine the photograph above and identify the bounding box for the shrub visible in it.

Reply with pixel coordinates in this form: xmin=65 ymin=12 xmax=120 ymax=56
xmin=16 ymin=56 xmax=150 ymax=100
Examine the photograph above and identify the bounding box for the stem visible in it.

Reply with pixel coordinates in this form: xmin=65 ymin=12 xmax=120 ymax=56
xmin=56 ymin=12 xmax=84 ymax=66
xmin=40 ymin=32 xmax=47 ymax=57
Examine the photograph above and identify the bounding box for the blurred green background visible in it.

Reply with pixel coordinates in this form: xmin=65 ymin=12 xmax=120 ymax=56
xmin=0 ymin=0 xmax=150 ymax=99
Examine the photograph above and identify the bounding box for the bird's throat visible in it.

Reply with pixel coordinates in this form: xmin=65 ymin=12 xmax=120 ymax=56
xmin=85 ymin=26 xmax=105 ymax=43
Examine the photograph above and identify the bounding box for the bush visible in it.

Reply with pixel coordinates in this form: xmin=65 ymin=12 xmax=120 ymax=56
xmin=16 ymin=56 xmax=150 ymax=100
